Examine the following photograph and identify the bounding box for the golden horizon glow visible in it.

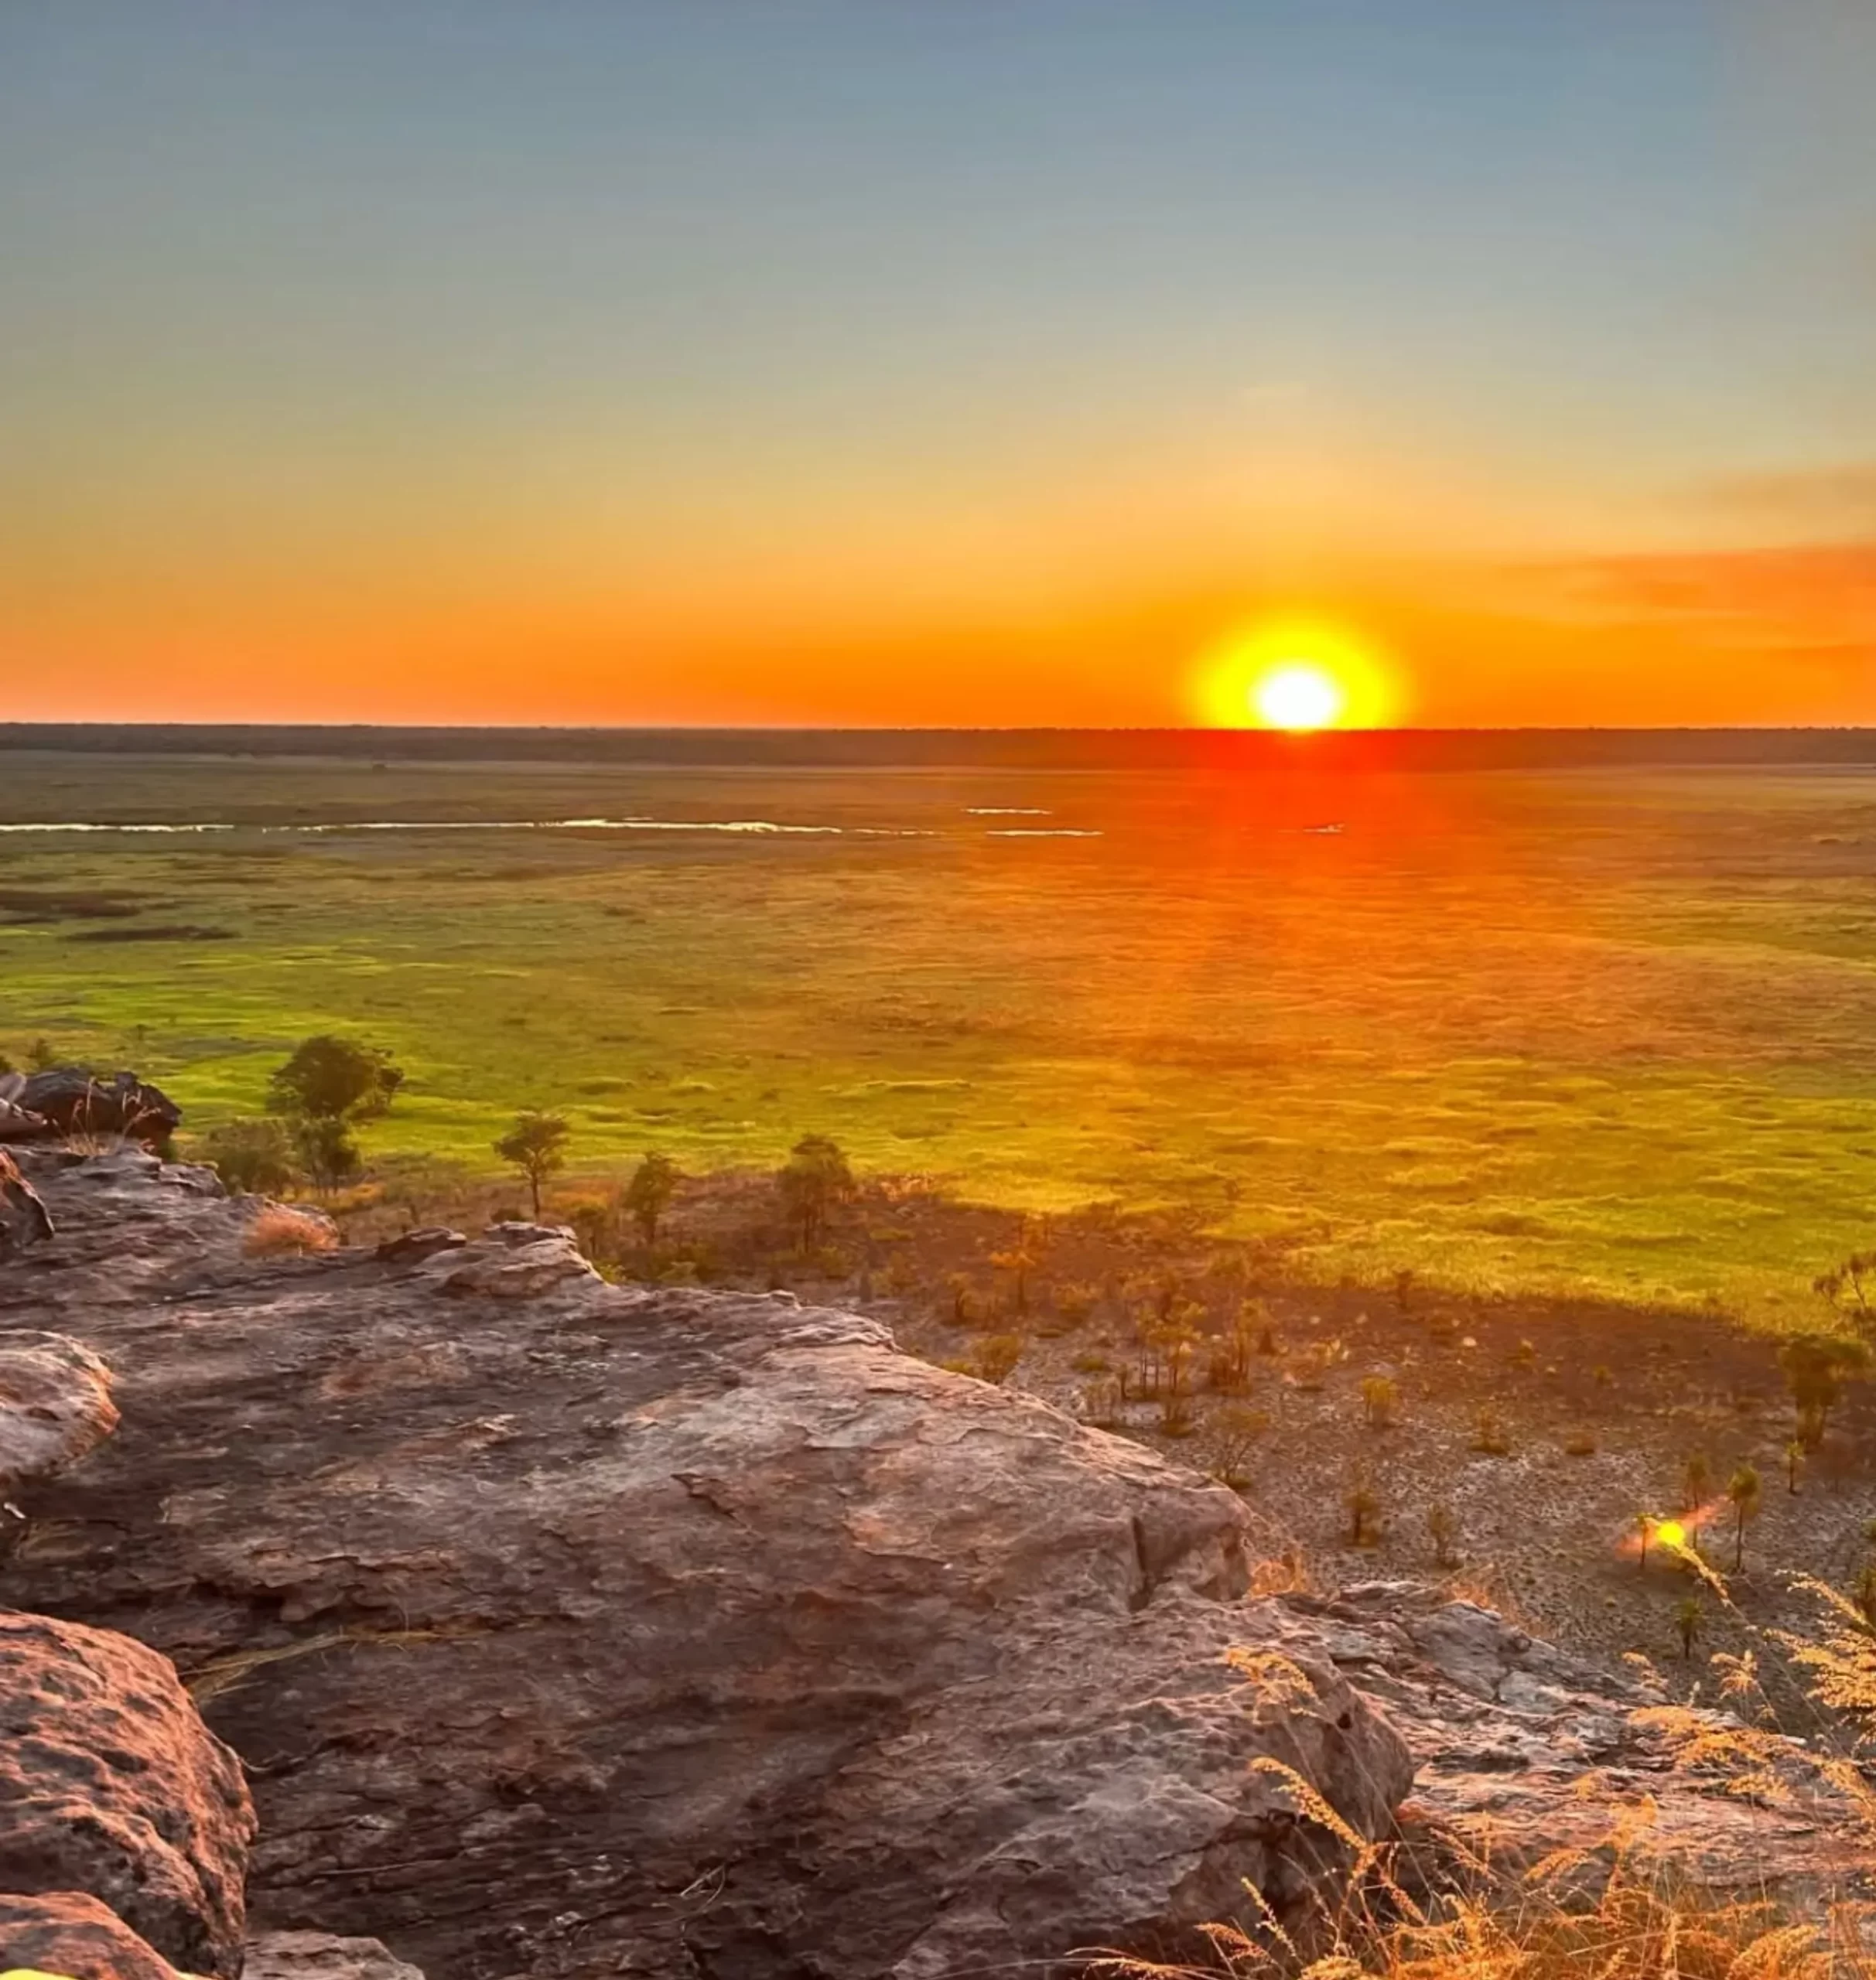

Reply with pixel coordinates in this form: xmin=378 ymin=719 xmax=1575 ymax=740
xmin=1192 ymin=616 xmax=1406 ymax=731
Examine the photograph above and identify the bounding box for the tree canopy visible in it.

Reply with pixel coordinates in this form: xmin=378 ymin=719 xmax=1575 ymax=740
xmin=268 ymin=1036 xmax=403 ymax=1122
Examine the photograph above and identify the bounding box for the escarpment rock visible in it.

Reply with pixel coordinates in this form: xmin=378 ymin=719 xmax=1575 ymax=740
xmin=2 ymin=1157 xmax=1411 ymax=1978
xmin=6 ymin=1158 xmax=1867 ymax=1976
xmin=0 ymin=1608 xmax=255 ymax=1976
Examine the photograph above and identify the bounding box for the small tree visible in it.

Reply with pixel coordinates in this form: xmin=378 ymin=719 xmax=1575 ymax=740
xmin=494 ymin=1111 xmax=570 ymax=1219
xmin=1427 ymin=1502 xmax=1459 ymax=1569
xmin=292 ymin=1116 xmax=362 ymax=1194
xmin=1681 ymin=1453 xmax=1713 ymax=1514
xmin=990 ymin=1242 xmax=1037 ymax=1316
xmin=1361 ymin=1374 xmax=1399 ymax=1430
xmin=623 ymin=1151 xmax=680 ymax=1249
xmin=1635 ymin=1512 xmax=1653 ymax=1575
xmin=1858 ymin=1562 xmax=1876 ymax=1631
xmin=1206 ymin=1404 xmax=1269 ymax=1489
xmin=1813 ymin=1253 xmax=1876 ymax=1325
xmin=1785 ymin=1438 xmax=1804 ymax=1495
xmin=777 ymin=1134 xmax=853 ymax=1253
xmin=1779 ymin=1332 xmax=1870 ymax=1448
xmin=1346 ymin=1480 xmax=1381 ymax=1548
xmin=200 ymin=1118 xmax=297 ymax=1195
xmin=1727 ymin=1465 xmax=1762 ymax=1572
xmin=269 ymin=1036 xmax=403 ymax=1122
xmin=1674 ymin=1595 xmax=1702 ymax=1662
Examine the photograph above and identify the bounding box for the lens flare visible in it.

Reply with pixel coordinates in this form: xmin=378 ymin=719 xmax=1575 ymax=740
xmin=1191 ymin=615 xmax=1404 ymax=730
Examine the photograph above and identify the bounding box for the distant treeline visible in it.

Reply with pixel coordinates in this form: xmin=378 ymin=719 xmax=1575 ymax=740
xmin=7 ymin=724 xmax=1876 ymax=772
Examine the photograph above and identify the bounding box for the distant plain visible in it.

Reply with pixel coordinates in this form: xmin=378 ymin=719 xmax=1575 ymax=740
xmin=6 ymin=748 xmax=1876 ymax=1324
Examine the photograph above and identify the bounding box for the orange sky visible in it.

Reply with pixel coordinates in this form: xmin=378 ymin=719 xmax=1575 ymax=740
xmin=2 ymin=5 xmax=1872 ymax=727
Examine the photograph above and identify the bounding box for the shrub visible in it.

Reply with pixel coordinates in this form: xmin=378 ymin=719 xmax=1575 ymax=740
xmin=242 ymin=1205 xmax=337 ymax=1258
xmin=1360 ymin=1374 xmax=1398 ymax=1430
xmin=969 ymin=1333 xmax=1023 ymax=1386
xmin=1563 ymin=1428 xmax=1597 ymax=1457
xmin=200 ymin=1118 xmax=297 ymax=1196
xmin=623 ymin=1151 xmax=680 ymax=1248
xmin=1051 ymin=1281 xmax=1099 ymax=1326
xmin=1345 ymin=1479 xmax=1381 ymax=1548
xmin=291 ymin=1117 xmax=362 ymax=1193
xmin=1472 ymin=1408 xmax=1512 ymax=1456
xmin=1674 ymin=1594 xmax=1702 ymax=1661
xmin=1427 ymin=1501 xmax=1459 ymax=1566
xmin=1158 ymin=1388 xmax=1195 ymax=1436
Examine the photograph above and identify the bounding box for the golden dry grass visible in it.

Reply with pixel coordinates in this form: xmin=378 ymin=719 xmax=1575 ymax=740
xmin=1102 ymin=1565 xmax=1876 ymax=1980
xmin=241 ymin=1203 xmax=337 ymax=1258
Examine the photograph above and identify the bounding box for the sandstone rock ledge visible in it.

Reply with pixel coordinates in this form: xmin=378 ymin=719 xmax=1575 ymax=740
xmin=1 ymin=1151 xmax=1869 ymax=1978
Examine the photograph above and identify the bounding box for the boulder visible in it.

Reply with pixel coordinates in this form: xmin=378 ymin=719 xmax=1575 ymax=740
xmin=0 ymin=1609 xmax=255 ymax=1978
xmin=0 ymin=1149 xmax=57 ymax=1256
xmin=0 ymin=1160 xmax=1409 ymax=1978
xmin=0 ymin=1890 xmax=183 ymax=1980
xmin=7 ymin=1067 xmax=182 ymax=1148
xmin=0 ymin=1330 xmax=117 ymax=1494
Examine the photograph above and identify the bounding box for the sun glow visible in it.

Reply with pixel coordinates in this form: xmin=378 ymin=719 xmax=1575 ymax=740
xmin=1254 ymin=664 xmax=1345 ymax=732
xmin=1191 ymin=615 xmax=1404 ymax=730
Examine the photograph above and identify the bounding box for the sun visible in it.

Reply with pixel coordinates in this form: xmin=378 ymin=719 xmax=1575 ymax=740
xmin=1253 ymin=663 xmax=1345 ymax=732
xmin=1190 ymin=614 xmax=1404 ymax=730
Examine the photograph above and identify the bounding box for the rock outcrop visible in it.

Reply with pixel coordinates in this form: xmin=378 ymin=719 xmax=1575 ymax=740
xmin=244 ymin=1930 xmax=429 ymax=1980
xmin=0 ymin=1148 xmax=57 ymax=1255
xmin=0 ymin=1889 xmax=189 ymax=1980
xmin=2 ymin=1152 xmax=1412 ymax=1976
xmin=0 ymin=1067 xmax=182 ymax=1147
xmin=1 ymin=1151 xmax=1869 ymax=1978
xmin=0 ymin=1607 xmax=255 ymax=1976
xmin=1251 ymin=1581 xmax=1872 ymax=1912
xmin=0 ymin=1330 xmax=116 ymax=1492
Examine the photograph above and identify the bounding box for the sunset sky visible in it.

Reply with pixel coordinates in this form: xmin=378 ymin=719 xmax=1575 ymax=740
xmin=3 ymin=2 xmax=1873 ymax=728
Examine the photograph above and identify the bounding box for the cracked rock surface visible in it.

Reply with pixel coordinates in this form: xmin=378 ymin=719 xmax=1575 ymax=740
xmin=2 ymin=1153 xmax=1410 ymax=1978
xmin=3 ymin=1152 xmax=1867 ymax=1977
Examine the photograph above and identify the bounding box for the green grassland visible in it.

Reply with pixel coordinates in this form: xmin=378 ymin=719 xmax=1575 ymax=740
xmin=7 ymin=749 xmax=1876 ymax=1323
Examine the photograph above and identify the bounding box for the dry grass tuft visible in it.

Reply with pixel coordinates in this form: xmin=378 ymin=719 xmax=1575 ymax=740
xmin=184 ymin=1620 xmax=485 ymax=1702
xmin=1096 ymin=1565 xmax=1876 ymax=1980
xmin=242 ymin=1203 xmax=337 ymax=1258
